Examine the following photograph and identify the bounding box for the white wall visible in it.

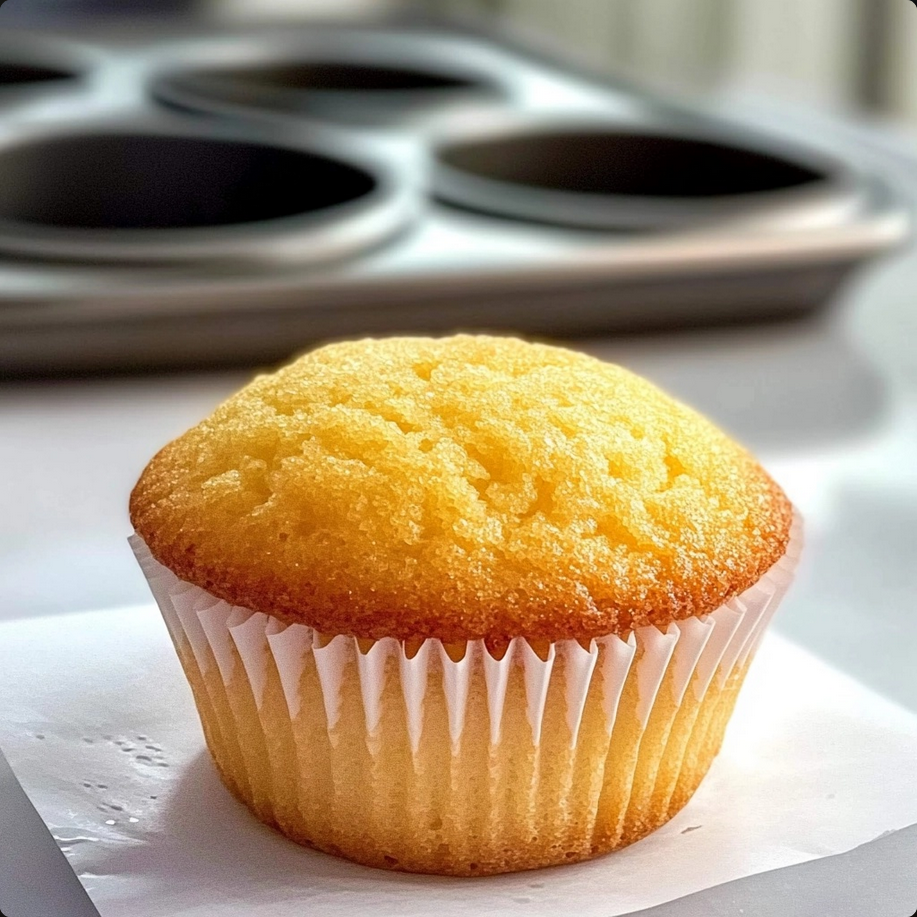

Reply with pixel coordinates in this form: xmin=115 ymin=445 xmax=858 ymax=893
xmin=884 ymin=0 xmax=917 ymax=121
xmin=725 ymin=0 xmax=861 ymax=107
xmin=439 ymin=0 xmax=910 ymax=117
xmin=208 ymin=0 xmax=917 ymax=121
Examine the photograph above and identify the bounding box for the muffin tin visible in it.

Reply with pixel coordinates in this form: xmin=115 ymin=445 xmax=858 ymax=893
xmin=0 ymin=23 xmax=907 ymax=375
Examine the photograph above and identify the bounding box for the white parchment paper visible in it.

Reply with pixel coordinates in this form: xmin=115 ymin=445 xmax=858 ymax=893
xmin=1 ymin=605 xmax=916 ymax=917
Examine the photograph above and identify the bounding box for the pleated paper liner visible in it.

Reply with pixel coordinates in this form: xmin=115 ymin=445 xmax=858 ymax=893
xmin=130 ymin=516 xmax=801 ymax=876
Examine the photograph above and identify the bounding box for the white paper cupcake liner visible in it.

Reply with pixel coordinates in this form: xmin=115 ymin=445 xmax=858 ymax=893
xmin=129 ymin=515 xmax=803 ymax=755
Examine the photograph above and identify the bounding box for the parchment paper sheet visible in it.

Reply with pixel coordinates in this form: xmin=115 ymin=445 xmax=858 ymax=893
xmin=1 ymin=605 xmax=916 ymax=917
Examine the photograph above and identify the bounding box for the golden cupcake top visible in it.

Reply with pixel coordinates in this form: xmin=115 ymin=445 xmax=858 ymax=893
xmin=130 ymin=335 xmax=792 ymax=642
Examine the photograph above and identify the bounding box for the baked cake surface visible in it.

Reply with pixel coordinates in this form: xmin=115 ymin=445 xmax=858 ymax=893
xmin=130 ymin=335 xmax=791 ymax=641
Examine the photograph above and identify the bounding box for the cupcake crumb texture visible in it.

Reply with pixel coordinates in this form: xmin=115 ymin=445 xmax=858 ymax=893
xmin=130 ymin=335 xmax=791 ymax=641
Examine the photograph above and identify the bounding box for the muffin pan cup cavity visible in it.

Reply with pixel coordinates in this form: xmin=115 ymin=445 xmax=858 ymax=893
xmin=0 ymin=117 xmax=414 ymax=267
xmin=150 ymin=35 xmax=512 ymax=128
xmin=433 ymin=124 xmax=862 ymax=231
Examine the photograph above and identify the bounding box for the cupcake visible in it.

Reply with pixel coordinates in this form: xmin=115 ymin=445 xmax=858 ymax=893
xmin=129 ymin=334 xmax=799 ymax=876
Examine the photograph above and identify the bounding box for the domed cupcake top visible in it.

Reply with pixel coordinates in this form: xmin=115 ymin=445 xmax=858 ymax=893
xmin=130 ymin=335 xmax=791 ymax=642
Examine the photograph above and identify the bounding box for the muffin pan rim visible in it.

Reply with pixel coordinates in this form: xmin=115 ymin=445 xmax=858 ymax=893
xmin=0 ymin=173 xmax=903 ymax=321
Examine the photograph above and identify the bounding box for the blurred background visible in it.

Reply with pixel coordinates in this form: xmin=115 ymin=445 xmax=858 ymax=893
xmin=1 ymin=0 xmax=916 ymax=716
xmin=4 ymin=0 xmax=917 ymax=120
xmin=429 ymin=0 xmax=917 ymax=121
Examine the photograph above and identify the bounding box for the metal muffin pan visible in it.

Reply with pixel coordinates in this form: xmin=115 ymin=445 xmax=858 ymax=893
xmin=0 ymin=23 xmax=907 ymax=375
